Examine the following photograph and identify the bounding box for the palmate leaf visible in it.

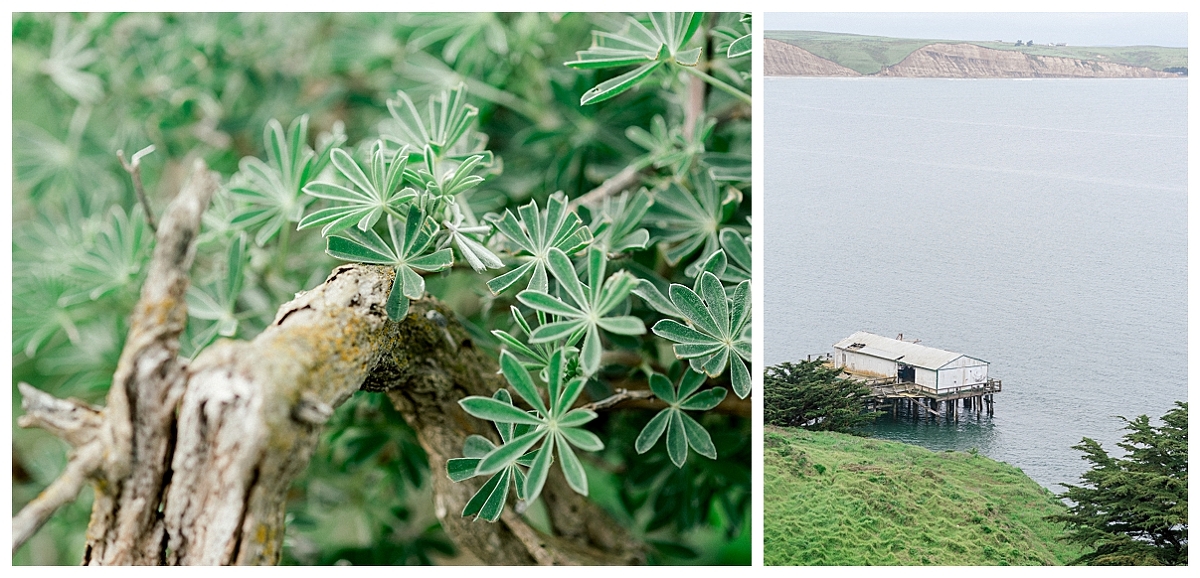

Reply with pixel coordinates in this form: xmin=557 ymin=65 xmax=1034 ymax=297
xmin=186 ymin=233 xmax=248 ymax=351
xmin=651 ymin=271 xmax=752 ymax=398
xmin=517 ymin=247 xmax=645 ymax=376
xmin=229 ymin=115 xmax=345 ymax=246
xmin=726 ymin=14 xmax=752 ymax=58
xmin=324 ymin=207 xmax=452 ymax=320
xmin=566 ymin=13 xmax=705 ymax=105
xmin=43 ymin=15 xmax=102 ymax=104
xmin=644 ymin=170 xmax=742 ymax=270
xmin=69 ymin=204 xmax=152 ymax=303
xmin=490 ymin=307 xmax=569 ymax=381
xmin=588 ymin=188 xmax=654 ymax=255
xmin=440 ymin=203 xmax=502 ymax=273
xmin=299 ymin=141 xmax=416 ymax=236
xmin=699 ymin=152 xmax=752 ymax=185
xmin=627 ymin=115 xmax=714 ymax=179
xmin=385 ymin=84 xmax=478 ymax=157
xmin=695 ymin=228 xmax=751 ymax=285
xmin=447 ymin=390 xmax=540 ymax=522
xmin=635 ymin=370 xmax=726 ymax=467
xmin=455 ymin=350 xmax=603 ymax=519
xmin=485 ymin=192 xmax=592 ymax=295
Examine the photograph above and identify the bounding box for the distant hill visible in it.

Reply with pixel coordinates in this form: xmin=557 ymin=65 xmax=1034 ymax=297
xmin=764 ymin=426 xmax=1085 ymax=566
xmin=765 ymin=30 xmax=1187 ymax=77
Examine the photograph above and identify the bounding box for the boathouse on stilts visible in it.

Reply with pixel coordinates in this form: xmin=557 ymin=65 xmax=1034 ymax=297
xmin=831 ymin=331 xmax=1001 ymax=420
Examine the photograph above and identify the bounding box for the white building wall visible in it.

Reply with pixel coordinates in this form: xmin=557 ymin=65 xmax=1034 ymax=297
xmin=936 ymin=363 xmax=988 ymax=391
xmin=914 ymin=367 xmax=937 ymax=389
xmin=836 ymin=350 xmax=897 ymax=378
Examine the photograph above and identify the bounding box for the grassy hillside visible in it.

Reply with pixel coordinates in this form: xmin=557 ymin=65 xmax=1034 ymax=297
xmin=766 ymin=30 xmax=1187 ymax=75
xmin=764 ymin=426 xmax=1085 ymax=566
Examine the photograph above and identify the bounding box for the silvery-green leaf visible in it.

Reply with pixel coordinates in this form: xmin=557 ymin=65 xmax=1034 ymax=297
xmin=447 ymin=457 xmax=482 ymax=482
xmin=635 ymin=410 xmax=671 ymax=454
xmin=522 ymin=432 xmax=554 ymax=504
xmin=679 ymin=387 xmax=726 ymax=411
xmin=499 ymin=351 xmax=548 ymax=416
xmin=476 ymin=428 xmax=546 ymax=476
xmin=680 ymin=412 xmax=717 ymax=459
xmin=385 ymin=273 xmax=409 ymax=320
xmin=730 ymin=356 xmax=751 ymax=399
xmin=461 ymin=468 xmax=503 ymax=520
xmin=517 ymin=290 xmax=583 ymax=318
xmin=648 ymin=373 xmax=677 ymax=404
xmin=463 ymin=434 xmax=496 ymax=458
xmin=728 ymin=34 xmax=751 ymax=58
xmin=666 ymin=410 xmax=688 ymax=467
xmin=559 ymin=426 xmax=604 ymax=452
xmin=595 ymin=316 xmax=646 ymax=336
xmin=556 ymin=437 xmax=588 ymax=495
xmin=459 ymin=396 xmax=543 ymax=426
xmin=676 ymin=369 xmax=708 ymax=401
xmin=580 ymin=61 xmax=663 ymax=106
xmin=557 ymin=408 xmax=597 ymax=429
xmin=633 ymin=279 xmax=681 ymax=317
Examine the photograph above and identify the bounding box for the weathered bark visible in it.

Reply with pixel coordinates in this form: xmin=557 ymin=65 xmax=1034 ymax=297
xmin=14 ymin=160 xmax=645 ymax=565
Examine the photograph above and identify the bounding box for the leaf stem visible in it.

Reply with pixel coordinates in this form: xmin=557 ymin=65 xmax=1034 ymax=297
xmin=679 ymin=65 xmax=750 ymax=105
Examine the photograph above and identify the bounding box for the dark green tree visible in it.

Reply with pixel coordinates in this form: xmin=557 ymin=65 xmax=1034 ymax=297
xmin=1050 ymin=402 xmax=1188 ymax=566
xmin=763 ymin=360 xmax=878 ymax=434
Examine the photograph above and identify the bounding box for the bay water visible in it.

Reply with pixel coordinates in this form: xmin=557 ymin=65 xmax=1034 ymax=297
xmin=764 ymin=77 xmax=1187 ymax=490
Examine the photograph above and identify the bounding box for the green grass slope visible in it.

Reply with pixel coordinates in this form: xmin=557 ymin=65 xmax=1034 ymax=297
xmin=766 ymin=30 xmax=1187 ymax=75
xmin=764 ymin=426 xmax=1085 ymax=566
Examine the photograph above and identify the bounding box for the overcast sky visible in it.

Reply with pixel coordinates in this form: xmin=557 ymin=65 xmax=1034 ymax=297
xmin=764 ymin=13 xmax=1188 ymax=47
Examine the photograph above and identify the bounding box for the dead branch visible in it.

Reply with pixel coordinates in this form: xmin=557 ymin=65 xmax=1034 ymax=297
xmin=15 ymin=383 xmax=103 ymax=448
xmin=568 ymin=164 xmax=645 ymax=212
xmin=86 ymin=158 xmax=219 ymax=564
xmin=582 ymin=388 xmax=656 ymax=412
xmin=11 ymin=443 xmax=103 ymax=552
xmin=117 ymin=146 xmax=158 ymax=233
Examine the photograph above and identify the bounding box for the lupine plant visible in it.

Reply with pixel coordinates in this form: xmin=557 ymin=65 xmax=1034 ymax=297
xmin=13 ymin=12 xmax=751 ymax=565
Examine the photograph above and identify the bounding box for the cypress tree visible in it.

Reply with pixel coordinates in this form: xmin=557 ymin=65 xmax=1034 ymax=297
xmin=1051 ymin=402 xmax=1188 ymax=565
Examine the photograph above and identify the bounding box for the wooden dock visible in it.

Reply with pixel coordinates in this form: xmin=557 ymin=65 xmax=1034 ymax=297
xmin=857 ymin=375 xmax=1002 ymax=419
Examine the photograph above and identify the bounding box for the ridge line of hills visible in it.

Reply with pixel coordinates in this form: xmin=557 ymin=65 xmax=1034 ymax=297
xmin=765 ymin=31 xmax=1187 ymax=78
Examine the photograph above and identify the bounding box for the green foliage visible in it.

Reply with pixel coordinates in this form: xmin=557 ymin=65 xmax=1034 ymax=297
xmin=13 ymin=11 xmax=751 ymax=564
xmin=459 ymin=350 xmax=603 ymax=501
xmin=324 ymin=208 xmax=453 ymax=320
xmin=485 ymin=192 xmax=592 ymax=295
xmin=763 ymin=426 xmax=1086 ymax=566
xmin=517 ymin=247 xmax=645 ymax=376
xmin=447 ymin=389 xmax=540 ymax=522
xmin=764 ymin=360 xmax=880 ymax=434
xmin=649 ymin=272 xmax=752 ymax=398
xmin=1049 ymin=402 xmax=1188 ymax=566
xmin=635 ymin=369 xmax=727 ymax=466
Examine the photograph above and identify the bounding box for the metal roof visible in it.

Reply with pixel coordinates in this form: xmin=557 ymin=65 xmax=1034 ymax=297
xmin=833 ymin=331 xmax=985 ymax=370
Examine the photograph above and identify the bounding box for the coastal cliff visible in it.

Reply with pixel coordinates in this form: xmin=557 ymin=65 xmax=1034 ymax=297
xmin=877 ymin=43 xmax=1178 ymax=78
xmin=765 ymin=35 xmax=1185 ymax=78
xmin=764 ymin=38 xmax=860 ymax=77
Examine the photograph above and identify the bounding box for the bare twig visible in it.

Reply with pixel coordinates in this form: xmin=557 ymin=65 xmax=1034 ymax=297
xmin=582 ymin=380 xmax=752 ymax=418
xmin=501 ymin=510 xmax=561 ymax=566
xmin=568 ymin=164 xmax=645 ymax=212
xmin=16 ymin=382 xmax=103 ymax=448
xmin=682 ymin=70 xmax=707 ymax=142
xmin=12 ymin=442 xmax=102 ymax=553
xmin=117 ymin=145 xmax=158 ymax=233
xmin=581 ymin=388 xmax=656 ymax=412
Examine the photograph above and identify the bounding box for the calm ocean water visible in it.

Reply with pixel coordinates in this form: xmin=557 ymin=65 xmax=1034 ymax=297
xmin=764 ymin=78 xmax=1187 ymax=490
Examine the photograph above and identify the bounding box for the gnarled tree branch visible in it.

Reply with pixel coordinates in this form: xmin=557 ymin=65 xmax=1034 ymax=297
xmin=14 ymin=161 xmax=645 ymax=565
